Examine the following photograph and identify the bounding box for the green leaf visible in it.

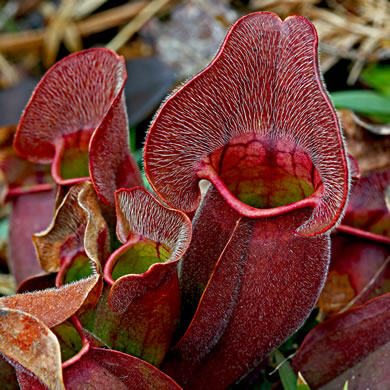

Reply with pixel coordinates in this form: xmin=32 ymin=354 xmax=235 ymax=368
xmin=297 ymin=385 xmax=311 ymax=390
xmin=63 ymin=253 xmax=94 ymax=284
xmin=361 ymin=64 xmax=390 ymax=96
xmin=343 ymin=380 xmax=349 ymax=390
xmin=141 ymin=171 xmax=152 ymax=192
xmin=330 ymin=90 xmax=390 ymax=117
xmin=130 ymin=126 xmax=137 ymax=153
xmin=274 ymin=349 xmax=297 ymax=390
xmin=111 ymin=238 xmax=171 ymax=280
xmin=0 ymin=218 xmax=8 ymax=240
xmin=253 ymin=378 xmax=275 ymax=390
xmin=52 ymin=321 xmax=83 ymax=362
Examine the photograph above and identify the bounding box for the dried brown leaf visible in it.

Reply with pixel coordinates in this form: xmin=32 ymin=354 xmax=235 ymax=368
xmin=0 ymin=274 xmax=99 ymax=328
xmin=0 ymin=308 xmax=64 ymax=390
xmin=318 ymin=271 xmax=355 ymax=314
xmin=339 ymin=109 xmax=390 ymax=174
xmin=33 ymin=182 xmax=105 ymax=273
xmin=78 ymin=182 xmax=109 ymax=270
xmin=33 ymin=183 xmax=87 ymax=272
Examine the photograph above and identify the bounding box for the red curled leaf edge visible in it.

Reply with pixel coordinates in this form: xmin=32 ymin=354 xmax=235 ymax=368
xmin=13 ymin=48 xmax=128 ymax=189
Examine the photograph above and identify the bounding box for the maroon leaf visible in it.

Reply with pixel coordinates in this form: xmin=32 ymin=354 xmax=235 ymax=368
xmin=11 ymin=345 xmax=184 ymax=390
xmin=292 ymin=293 xmax=390 ymax=389
xmin=178 ymin=186 xmax=240 ymax=330
xmin=15 ymin=48 xmax=124 ymax=166
xmin=89 ymin=87 xmax=143 ymax=207
xmin=9 ymin=189 xmax=56 ymax=285
xmin=341 ymin=168 xmax=390 ymax=237
xmin=144 ymin=12 xmax=349 ymax=236
xmin=63 ymin=347 xmax=182 ymax=389
xmin=81 ymin=279 xmax=181 ymax=367
xmin=14 ymin=48 xmax=140 ymax=194
xmin=163 ymin=209 xmax=329 ymax=389
xmin=109 ymin=187 xmax=192 ymax=310
xmin=319 ymin=234 xmax=390 ymax=314
xmin=16 ymin=371 xmax=49 ymax=390
xmin=17 ymin=273 xmax=57 ymax=294
xmin=144 ymin=12 xmax=349 ymax=388
xmin=0 ymin=125 xmax=53 ymax=203
xmin=82 ymin=187 xmax=191 ymax=366
xmin=319 ymin=169 xmax=390 ymax=315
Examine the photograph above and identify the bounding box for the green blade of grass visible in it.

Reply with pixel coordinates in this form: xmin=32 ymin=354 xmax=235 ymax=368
xmin=361 ymin=64 xmax=390 ymax=97
xmin=274 ymin=350 xmax=297 ymax=390
xmin=330 ymin=90 xmax=390 ymax=117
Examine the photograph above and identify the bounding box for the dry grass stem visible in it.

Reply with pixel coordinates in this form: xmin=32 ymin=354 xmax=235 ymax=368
xmin=43 ymin=0 xmax=79 ymax=67
xmin=72 ymin=0 xmax=110 ymax=19
xmin=106 ymin=0 xmax=171 ymax=52
xmin=0 ymin=1 xmax=147 ymax=54
xmin=1 ymin=0 xmax=388 ymax=80
xmin=0 ymin=274 xmax=16 ymax=296
xmin=250 ymin=0 xmax=390 ymax=79
xmin=0 ymin=53 xmax=19 ymax=87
